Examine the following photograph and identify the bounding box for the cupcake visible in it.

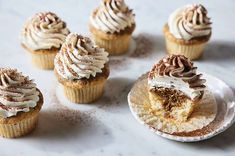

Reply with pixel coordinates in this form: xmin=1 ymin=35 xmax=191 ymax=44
xmin=148 ymin=55 xmax=206 ymax=122
xmin=54 ymin=33 xmax=109 ymax=103
xmin=0 ymin=68 xmax=43 ymax=138
xmin=89 ymin=0 xmax=135 ymax=55
xmin=21 ymin=12 xmax=70 ymax=69
xmin=163 ymin=4 xmax=212 ymax=60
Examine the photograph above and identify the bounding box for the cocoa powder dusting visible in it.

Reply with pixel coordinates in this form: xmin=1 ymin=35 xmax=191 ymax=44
xmin=48 ymin=91 xmax=95 ymax=126
xmin=130 ymin=33 xmax=154 ymax=58
xmin=108 ymin=58 xmax=127 ymax=70
xmin=151 ymin=87 xmax=188 ymax=111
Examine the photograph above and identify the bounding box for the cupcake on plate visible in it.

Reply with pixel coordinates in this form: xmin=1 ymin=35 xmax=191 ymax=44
xmin=54 ymin=33 xmax=109 ymax=103
xmin=21 ymin=12 xmax=70 ymax=69
xmin=163 ymin=4 xmax=212 ymax=60
xmin=0 ymin=68 xmax=43 ymax=138
xmin=148 ymin=55 xmax=206 ymax=122
xmin=128 ymin=54 xmax=217 ymax=135
xmin=89 ymin=0 xmax=135 ymax=55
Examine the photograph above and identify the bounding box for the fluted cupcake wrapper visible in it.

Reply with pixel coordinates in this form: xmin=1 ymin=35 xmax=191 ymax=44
xmin=29 ymin=51 xmax=57 ymax=70
xmin=165 ymin=36 xmax=207 ymax=60
xmin=63 ymin=80 xmax=106 ymax=103
xmin=92 ymin=34 xmax=131 ymax=55
xmin=0 ymin=114 xmax=38 ymax=138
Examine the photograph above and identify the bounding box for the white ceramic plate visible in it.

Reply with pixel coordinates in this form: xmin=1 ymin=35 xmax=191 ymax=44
xmin=128 ymin=73 xmax=235 ymax=142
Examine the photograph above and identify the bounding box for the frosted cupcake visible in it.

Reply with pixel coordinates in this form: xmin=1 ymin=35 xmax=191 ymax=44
xmin=89 ymin=0 xmax=135 ymax=55
xmin=21 ymin=12 xmax=70 ymax=69
xmin=54 ymin=33 xmax=109 ymax=103
xmin=0 ymin=68 xmax=43 ymax=138
xmin=148 ymin=55 xmax=206 ymax=122
xmin=163 ymin=4 xmax=212 ymax=60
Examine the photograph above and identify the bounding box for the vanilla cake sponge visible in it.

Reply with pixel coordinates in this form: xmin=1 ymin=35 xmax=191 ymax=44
xmin=149 ymin=87 xmax=195 ymax=122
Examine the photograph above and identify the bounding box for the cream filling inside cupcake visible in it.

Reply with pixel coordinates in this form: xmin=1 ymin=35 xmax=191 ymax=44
xmin=148 ymin=76 xmax=202 ymax=100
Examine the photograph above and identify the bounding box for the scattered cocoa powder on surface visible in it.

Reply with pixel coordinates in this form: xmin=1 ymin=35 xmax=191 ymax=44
xmin=47 ymin=91 xmax=95 ymax=126
xmin=108 ymin=57 xmax=127 ymax=70
xmin=108 ymin=33 xmax=156 ymax=70
xmin=130 ymin=33 xmax=155 ymax=58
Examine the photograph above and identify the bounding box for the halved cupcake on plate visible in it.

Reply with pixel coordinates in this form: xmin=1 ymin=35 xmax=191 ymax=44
xmin=148 ymin=54 xmax=205 ymax=122
xmin=127 ymin=54 xmax=233 ymax=142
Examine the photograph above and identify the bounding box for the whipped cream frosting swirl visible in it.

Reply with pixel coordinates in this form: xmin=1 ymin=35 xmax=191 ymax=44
xmin=0 ymin=68 xmax=40 ymax=118
xmin=21 ymin=12 xmax=70 ymax=50
xmin=148 ymin=55 xmax=206 ymax=100
xmin=55 ymin=33 xmax=109 ymax=80
xmin=168 ymin=4 xmax=212 ymax=40
xmin=90 ymin=0 xmax=135 ymax=33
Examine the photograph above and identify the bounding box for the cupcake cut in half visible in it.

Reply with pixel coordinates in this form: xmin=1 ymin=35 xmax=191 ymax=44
xmin=0 ymin=68 xmax=43 ymax=138
xmin=89 ymin=0 xmax=135 ymax=55
xmin=163 ymin=4 xmax=212 ymax=60
xmin=148 ymin=55 xmax=206 ymax=122
xmin=21 ymin=12 xmax=70 ymax=69
xmin=54 ymin=33 xmax=109 ymax=103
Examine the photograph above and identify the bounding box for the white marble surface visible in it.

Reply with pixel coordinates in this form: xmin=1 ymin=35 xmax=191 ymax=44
xmin=0 ymin=0 xmax=235 ymax=156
